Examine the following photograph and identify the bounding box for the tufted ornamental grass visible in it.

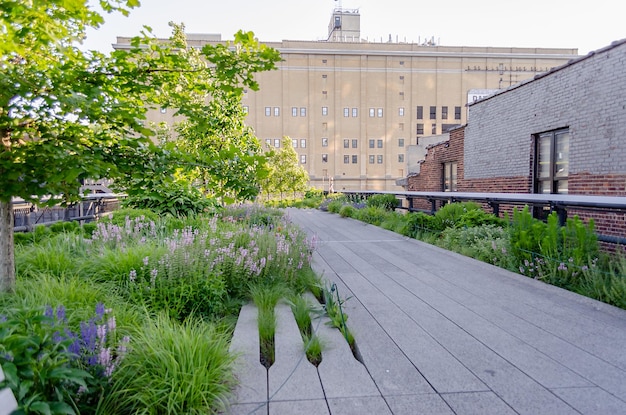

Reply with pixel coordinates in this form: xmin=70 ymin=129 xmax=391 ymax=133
xmin=100 ymin=314 xmax=235 ymax=415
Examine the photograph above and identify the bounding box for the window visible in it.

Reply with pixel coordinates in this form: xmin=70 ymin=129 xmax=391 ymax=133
xmin=369 ymin=108 xmax=375 ymax=117
xmin=243 ymin=106 xmax=249 ymax=114
xmin=377 ymin=108 xmax=383 ymax=117
xmin=352 ymin=108 xmax=358 ymax=117
xmin=300 ymin=154 xmax=306 ymax=164
xmin=399 ymin=75 xmax=405 ymax=81
xmin=300 ymin=107 xmax=306 ymax=117
xmin=322 ymin=137 xmax=328 ymax=147
xmin=292 ymin=107 xmax=298 ymax=117
xmin=322 ymin=91 xmax=328 ymax=98
xmin=377 ymin=155 xmax=383 ymax=164
xmin=274 ymin=107 xmax=280 ymax=116
xmin=265 ymin=107 xmax=271 ymax=117
xmin=322 ymin=154 xmax=328 ymax=163
xmin=398 ymin=138 xmax=405 ymax=147
xmin=322 ymin=59 xmax=327 ymax=64
xmin=369 ymin=139 xmax=375 ymax=148
xmin=431 ymin=124 xmax=437 ymax=134
xmin=535 ymin=128 xmax=570 ymax=194
xmin=300 ymin=139 xmax=306 ymax=148
xmin=398 ymin=154 xmax=405 ymax=163
xmin=352 ymin=155 xmax=358 ymax=164
xmin=399 ymin=107 xmax=405 ymax=116
xmin=443 ymin=162 xmax=458 ymax=192
xmin=377 ymin=139 xmax=383 ymax=148
xmin=369 ymin=155 xmax=375 ymax=164
xmin=265 ymin=138 xmax=271 ymax=147
xmin=292 ymin=139 xmax=298 ymax=148
xmin=344 ymin=108 xmax=349 ymax=117
xmin=352 ymin=139 xmax=358 ymax=148
xmin=416 ymin=106 xmax=423 ymax=119
xmin=322 ymin=122 xmax=328 ymax=131
xmin=274 ymin=139 xmax=280 ymax=148
xmin=442 ymin=106 xmax=448 ymax=120
xmin=322 ymin=74 xmax=327 ymax=79
xmin=455 ymin=106 xmax=462 ymax=120
xmin=399 ymin=92 xmax=405 ymax=100
xmin=430 ymin=106 xmax=436 ymax=119
xmin=343 ymin=139 xmax=349 ymax=148
xmin=344 ymin=155 xmax=350 ymax=164
xmin=399 ymin=60 xmax=404 ymax=65
xmin=416 ymin=124 xmax=424 ymax=135
xmin=322 ymin=107 xmax=328 ymax=116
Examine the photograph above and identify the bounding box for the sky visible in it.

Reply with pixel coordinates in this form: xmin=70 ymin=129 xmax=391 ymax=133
xmin=83 ymin=0 xmax=625 ymax=55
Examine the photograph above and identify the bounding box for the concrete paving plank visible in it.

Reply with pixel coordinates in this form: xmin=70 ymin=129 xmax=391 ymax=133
xmin=224 ymin=403 xmax=267 ymax=415
xmin=229 ymin=304 xmax=268 ymax=405
xmin=385 ymin=394 xmax=455 ymax=415
xmin=326 ymin=396 xmax=392 ymax=414
xmin=269 ymin=399 xmax=329 ymax=415
xmin=441 ymin=391 xmax=517 ymax=415
xmin=551 ymin=387 xmax=626 ymax=415
xmin=268 ymin=303 xmax=325 ymax=402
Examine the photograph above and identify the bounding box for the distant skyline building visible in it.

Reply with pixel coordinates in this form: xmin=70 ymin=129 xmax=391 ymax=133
xmin=115 ymin=7 xmax=579 ymax=192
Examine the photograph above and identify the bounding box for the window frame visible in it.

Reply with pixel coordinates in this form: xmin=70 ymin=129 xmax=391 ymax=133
xmin=534 ymin=128 xmax=570 ymax=194
xmin=443 ymin=162 xmax=458 ymax=192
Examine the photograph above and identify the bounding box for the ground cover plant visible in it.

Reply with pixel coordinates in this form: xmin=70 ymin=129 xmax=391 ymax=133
xmin=3 ymin=205 xmax=324 ymax=414
xmin=323 ymin=195 xmax=626 ymax=309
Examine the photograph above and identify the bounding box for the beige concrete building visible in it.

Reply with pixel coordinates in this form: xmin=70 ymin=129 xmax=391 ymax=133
xmin=116 ymin=8 xmax=578 ymax=192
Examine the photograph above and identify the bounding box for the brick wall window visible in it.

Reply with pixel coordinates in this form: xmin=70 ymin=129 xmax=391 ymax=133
xmin=322 ymin=138 xmax=328 ymax=147
xmin=300 ymin=107 xmax=306 ymax=117
xmin=442 ymin=106 xmax=448 ymax=120
xmin=377 ymin=108 xmax=383 ymax=117
xmin=344 ymin=139 xmax=349 ymax=148
xmin=416 ymin=106 xmax=423 ymax=119
xmin=377 ymin=139 xmax=383 ymax=148
xmin=344 ymin=155 xmax=350 ymax=164
xmin=398 ymin=154 xmax=405 ymax=163
xmin=352 ymin=108 xmax=358 ymax=117
xmin=369 ymin=139 xmax=375 ymax=148
xmin=535 ymin=128 xmax=570 ymax=194
xmin=352 ymin=155 xmax=358 ymax=164
xmin=377 ymin=155 xmax=383 ymax=164
xmin=352 ymin=139 xmax=358 ymax=148
xmin=274 ymin=138 xmax=280 ymax=148
xmin=369 ymin=155 xmax=375 ymax=164
xmin=443 ymin=162 xmax=458 ymax=192
xmin=369 ymin=108 xmax=375 ymax=117
xmin=430 ymin=106 xmax=436 ymax=120
xmin=292 ymin=138 xmax=298 ymax=148
xmin=274 ymin=107 xmax=280 ymax=117
xmin=300 ymin=154 xmax=306 ymax=164
xmin=322 ymin=154 xmax=328 ymax=163
xmin=416 ymin=124 xmax=424 ymax=135
xmin=454 ymin=106 xmax=461 ymax=120
xmin=399 ymin=107 xmax=405 ymax=116
xmin=344 ymin=108 xmax=349 ymax=117
xmin=300 ymin=139 xmax=306 ymax=148
xmin=265 ymin=107 xmax=271 ymax=117
xmin=292 ymin=107 xmax=298 ymax=117
xmin=398 ymin=138 xmax=405 ymax=147
xmin=322 ymin=106 xmax=328 ymax=116
xmin=431 ymin=124 xmax=437 ymax=134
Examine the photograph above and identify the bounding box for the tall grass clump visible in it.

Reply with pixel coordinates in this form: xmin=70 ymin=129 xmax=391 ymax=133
xmin=102 ymin=314 xmax=235 ymax=415
xmin=366 ymin=193 xmax=398 ymax=211
xmin=250 ymin=284 xmax=289 ymax=367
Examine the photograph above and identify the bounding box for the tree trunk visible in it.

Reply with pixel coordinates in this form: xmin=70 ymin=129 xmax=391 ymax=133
xmin=0 ymin=200 xmax=15 ymax=293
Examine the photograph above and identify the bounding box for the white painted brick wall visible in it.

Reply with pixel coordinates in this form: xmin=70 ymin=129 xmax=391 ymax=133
xmin=465 ymin=41 xmax=626 ymax=179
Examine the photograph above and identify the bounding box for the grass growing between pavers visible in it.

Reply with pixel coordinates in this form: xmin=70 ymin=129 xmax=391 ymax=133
xmin=289 ymin=294 xmax=325 ymax=366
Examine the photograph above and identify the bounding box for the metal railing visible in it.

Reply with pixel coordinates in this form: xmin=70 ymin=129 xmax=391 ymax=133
xmin=12 ymin=193 xmax=121 ymax=232
xmin=342 ymin=190 xmax=626 ymax=245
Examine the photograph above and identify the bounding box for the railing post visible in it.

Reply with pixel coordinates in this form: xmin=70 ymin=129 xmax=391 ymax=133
xmin=552 ymin=204 xmax=567 ymax=226
xmin=429 ymin=199 xmax=436 ymax=215
xmin=488 ymin=201 xmax=500 ymax=218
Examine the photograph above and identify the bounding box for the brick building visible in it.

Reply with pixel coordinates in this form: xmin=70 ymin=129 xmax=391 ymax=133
xmin=405 ymin=39 xmax=626 ymax=238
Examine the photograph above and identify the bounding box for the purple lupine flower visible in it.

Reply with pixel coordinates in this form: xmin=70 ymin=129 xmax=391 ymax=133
xmin=95 ymin=303 xmax=105 ymax=319
xmin=81 ymin=320 xmax=98 ymax=352
xmin=581 ymin=265 xmax=589 ymax=271
xmin=97 ymin=324 xmax=107 ymax=343
xmin=44 ymin=305 xmax=54 ymax=319
xmin=557 ymin=263 xmax=568 ymax=271
xmin=107 ymin=316 xmax=116 ymax=332
xmin=56 ymin=305 xmax=66 ymax=322
xmin=129 ymin=269 xmax=137 ymax=282
xmin=143 ymin=256 xmax=149 ymax=266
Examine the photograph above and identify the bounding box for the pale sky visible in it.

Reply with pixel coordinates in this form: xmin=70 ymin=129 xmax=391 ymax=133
xmin=83 ymin=0 xmax=625 ymax=55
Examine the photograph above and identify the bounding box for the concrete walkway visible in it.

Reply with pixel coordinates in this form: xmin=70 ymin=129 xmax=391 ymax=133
xmin=280 ymin=208 xmax=626 ymax=415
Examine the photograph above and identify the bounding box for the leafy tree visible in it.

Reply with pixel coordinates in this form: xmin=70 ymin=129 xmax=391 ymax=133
xmin=262 ymin=137 xmax=309 ymax=199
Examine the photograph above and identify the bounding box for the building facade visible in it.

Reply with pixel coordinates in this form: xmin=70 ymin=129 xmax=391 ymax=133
xmin=117 ymin=8 xmax=578 ymax=192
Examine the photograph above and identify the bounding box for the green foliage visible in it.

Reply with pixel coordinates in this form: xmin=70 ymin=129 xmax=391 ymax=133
xmin=402 ymin=212 xmax=437 ymax=238
xmin=0 ymin=307 xmax=92 ymax=415
xmin=105 ymin=208 xmax=160 ymax=226
xmin=322 ymin=284 xmax=354 ymax=346
xmin=456 ymin=208 xmax=505 ymax=228
xmin=432 ymin=202 xmax=482 ymax=231
xmin=355 ymin=206 xmax=388 ymax=226
xmin=250 ymin=284 xmax=288 ymax=367
xmin=380 ymin=211 xmax=408 ymax=234
xmin=261 ymin=137 xmax=310 ymax=199
xmin=102 ymin=315 xmax=235 ymax=415
xmin=440 ymin=225 xmax=514 ymax=268
xmin=366 ymin=194 xmax=399 ymax=211
xmin=339 ymin=204 xmax=356 ymax=218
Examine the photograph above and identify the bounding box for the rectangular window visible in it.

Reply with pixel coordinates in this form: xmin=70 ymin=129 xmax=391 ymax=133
xmin=352 ymin=139 xmax=358 ymax=148
xmin=322 ymin=137 xmax=328 ymax=147
xmin=399 ymin=92 xmax=405 ymax=100
xmin=455 ymin=106 xmax=462 ymax=120
xmin=274 ymin=107 xmax=280 ymax=117
xmin=343 ymin=139 xmax=350 ymax=149
xmin=377 ymin=108 xmax=383 ymax=117
xmin=300 ymin=107 xmax=306 ymax=117
xmin=369 ymin=155 xmax=375 ymax=164
xmin=322 ymin=154 xmax=328 ymax=163
xmin=416 ymin=124 xmax=424 ymax=135
xmin=352 ymin=108 xmax=358 ymax=117
xmin=377 ymin=155 xmax=383 ymax=164
xmin=377 ymin=139 xmax=383 ymax=148
xmin=242 ymin=106 xmax=249 ymax=114
xmin=535 ymin=128 xmax=570 ymax=194
xmin=322 ymin=106 xmax=328 ymax=116
xmin=300 ymin=154 xmax=306 ymax=164
xmin=399 ymin=75 xmax=405 ymax=81
xmin=292 ymin=107 xmax=298 ymax=117
xmin=322 ymin=91 xmax=327 ymax=98
xmin=265 ymin=107 xmax=271 ymax=117
xmin=430 ymin=106 xmax=436 ymax=119
xmin=322 ymin=74 xmax=327 ymax=79
xmin=398 ymin=138 xmax=405 ymax=147
xmin=300 ymin=139 xmax=306 ymax=148
xmin=369 ymin=108 xmax=375 ymax=117
xmin=369 ymin=139 xmax=375 ymax=148
xmin=398 ymin=154 xmax=405 ymax=163
xmin=292 ymin=139 xmax=298 ymax=148
xmin=352 ymin=155 xmax=358 ymax=164
xmin=322 ymin=122 xmax=328 ymax=130
xmin=431 ymin=124 xmax=437 ymax=134
xmin=274 ymin=139 xmax=280 ymax=148
xmin=344 ymin=155 xmax=350 ymax=164
xmin=416 ymin=106 xmax=423 ymax=119
xmin=443 ymin=162 xmax=458 ymax=192
xmin=344 ymin=108 xmax=349 ymax=117
xmin=265 ymin=138 xmax=271 ymax=147
xmin=399 ymin=107 xmax=405 ymax=116
xmin=442 ymin=106 xmax=448 ymax=120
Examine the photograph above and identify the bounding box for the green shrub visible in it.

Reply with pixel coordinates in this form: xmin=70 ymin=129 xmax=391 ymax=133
xmin=49 ymin=220 xmax=79 ymax=234
xmin=432 ymin=202 xmax=481 ymax=231
xmin=440 ymin=224 xmax=514 ymax=268
xmin=81 ymin=222 xmax=98 ymax=237
xmin=402 ymin=212 xmax=437 ymax=238
xmin=106 ymin=207 xmax=160 ymax=226
xmin=355 ymin=206 xmax=388 ymax=226
xmin=457 ymin=208 xmax=505 ymax=228
xmin=327 ymin=198 xmax=346 ymax=213
xmin=380 ymin=211 xmax=407 ymax=233
xmin=366 ymin=194 xmax=399 ymax=211
xmin=339 ymin=204 xmax=356 ymax=218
